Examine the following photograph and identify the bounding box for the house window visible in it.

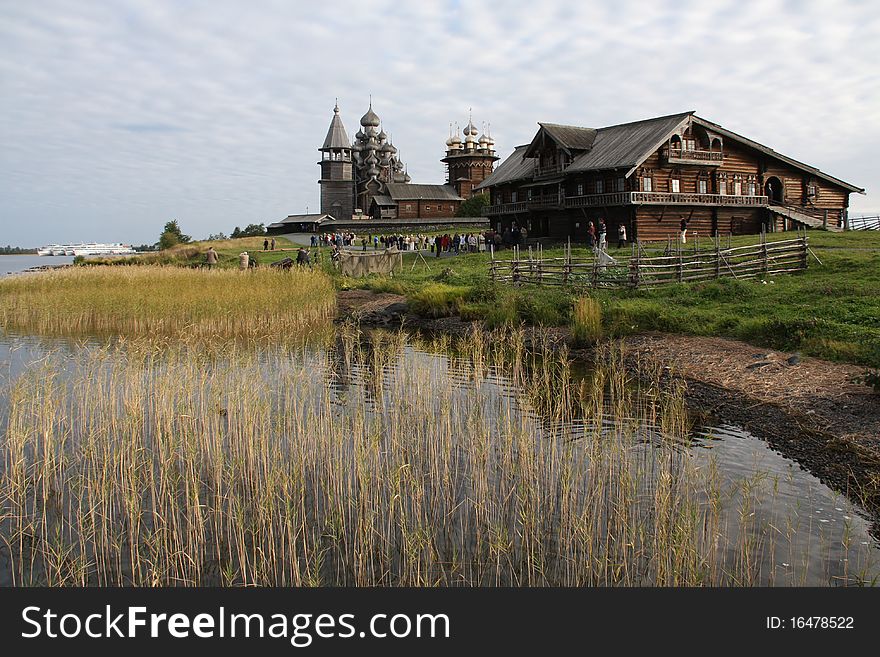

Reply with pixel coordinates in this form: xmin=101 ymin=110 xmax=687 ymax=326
xmin=425 ymin=205 xmax=431 ymax=211
xmin=698 ymin=179 xmax=708 ymax=194
xmin=684 ymin=138 xmax=696 ymax=151
xmin=747 ymin=182 xmax=756 ymax=196
xmin=577 ymin=183 xmax=583 ymax=196
xmin=511 ymin=191 xmax=518 ymax=202
xmin=616 ymin=177 xmax=625 ymax=192
xmin=671 ymin=178 xmax=680 ymax=193
xmin=596 ymin=179 xmax=604 ymax=194
xmin=405 ymin=204 xmax=412 ymax=211
xmin=719 ymin=181 xmax=727 ymax=195
xmin=734 ymin=181 xmax=742 ymax=195
xmin=527 ymin=189 xmax=533 ymax=200
xmin=641 ymin=176 xmax=652 ymax=192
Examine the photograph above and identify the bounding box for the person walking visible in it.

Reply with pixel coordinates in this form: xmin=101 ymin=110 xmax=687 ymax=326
xmin=587 ymin=221 xmax=595 ymax=248
xmin=680 ymin=217 xmax=688 ymax=244
xmin=263 ymin=238 xmax=269 ymax=251
xmin=270 ymin=237 xmax=276 ymax=251
xmin=205 ymin=247 xmax=219 ymax=269
xmin=598 ymin=219 xmax=607 ymax=251
xmin=617 ymin=223 xmax=627 ymax=249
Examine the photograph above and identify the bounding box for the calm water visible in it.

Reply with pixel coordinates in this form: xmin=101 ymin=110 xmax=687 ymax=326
xmin=0 ymin=330 xmax=877 ymax=586
xmin=0 ymin=254 xmax=73 ymax=277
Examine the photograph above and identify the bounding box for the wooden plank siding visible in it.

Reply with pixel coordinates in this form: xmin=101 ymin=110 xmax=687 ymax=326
xmin=483 ymin=114 xmax=859 ymax=239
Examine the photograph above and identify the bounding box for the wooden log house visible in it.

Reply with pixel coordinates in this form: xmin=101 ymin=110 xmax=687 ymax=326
xmin=476 ymin=112 xmax=864 ymax=241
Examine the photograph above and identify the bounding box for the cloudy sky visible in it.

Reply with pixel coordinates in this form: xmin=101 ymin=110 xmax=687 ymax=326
xmin=2 ymin=0 xmax=878 ymax=246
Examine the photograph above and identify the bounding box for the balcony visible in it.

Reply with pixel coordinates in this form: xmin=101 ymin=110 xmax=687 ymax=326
xmin=533 ymin=162 xmax=568 ymax=179
xmin=563 ymin=192 xmax=768 ymax=208
xmin=630 ymin=192 xmax=767 ymax=206
xmin=528 ymin=195 xmax=563 ymax=208
xmin=663 ymin=147 xmax=724 ymax=166
xmin=486 ymin=201 xmax=529 ymax=215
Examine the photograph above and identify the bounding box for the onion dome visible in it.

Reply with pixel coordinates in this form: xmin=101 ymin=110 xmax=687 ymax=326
xmin=355 ymin=128 xmax=365 ymax=141
xmin=360 ymin=105 xmax=380 ymax=127
xmin=403 ymin=172 xmax=411 ymax=182
xmin=378 ymin=129 xmax=387 ymax=141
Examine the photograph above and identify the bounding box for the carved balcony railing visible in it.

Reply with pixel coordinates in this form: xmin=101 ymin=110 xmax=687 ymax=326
xmin=663 ymin=148 xmax=724 ymax=166
xmin=630 ymin=192 xmax=767 ymax=206
xmin=486 ymin=201 xmax=529 ymax=215
xmin=528 ymin=195 xmax=563 ymax=208
xmin=564 ymin=192 xmax=631 ymax=207
xmin=563 ymin=192 xmax=768 ymax=208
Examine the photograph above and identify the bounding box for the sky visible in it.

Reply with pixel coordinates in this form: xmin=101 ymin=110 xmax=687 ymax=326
xmin=1 ymin=0 xmax=879 ymax=246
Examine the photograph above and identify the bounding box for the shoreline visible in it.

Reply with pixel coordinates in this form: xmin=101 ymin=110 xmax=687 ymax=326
xmin=336 ymin=289 xmax=880 ymax=533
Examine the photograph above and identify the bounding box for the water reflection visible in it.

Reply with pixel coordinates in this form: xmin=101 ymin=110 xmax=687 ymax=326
xmin=0 ymin=329 xmax=877 ymax=586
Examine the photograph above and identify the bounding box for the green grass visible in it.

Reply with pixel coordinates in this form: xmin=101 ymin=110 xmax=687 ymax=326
xmin=337 ymin=231 xmax=880 ymax=368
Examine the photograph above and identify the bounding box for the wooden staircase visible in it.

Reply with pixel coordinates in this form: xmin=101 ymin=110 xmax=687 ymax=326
xmin=767 ymin=203 xmax=842 ymax=232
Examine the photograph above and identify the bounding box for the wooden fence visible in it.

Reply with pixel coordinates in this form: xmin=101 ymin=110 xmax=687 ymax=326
xmin=848 ymin=215 xmax=879 ymax=231
xmin=489 ymin=232 xmax=810 ymax=289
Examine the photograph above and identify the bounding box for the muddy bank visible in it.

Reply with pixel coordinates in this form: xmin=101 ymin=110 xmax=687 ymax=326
xmin=621 ymin=334 xmax=880 ymax=521
xmin=336 ymin=290 xmax=880 ymax=524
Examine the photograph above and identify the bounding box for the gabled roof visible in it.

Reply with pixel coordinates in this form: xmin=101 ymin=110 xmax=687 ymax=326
xmin=567 ymin=112 xmax=693 ymax=173
xmin=320 ymin=108 xmax=350 ymax=150
xmin=369 ymin=195 xmax=395 ymax=207
xmin=384 ymin=183 xmax=463 ymax=201
xmin=475 ymin=145 xmax=535 ymax=190
xmin=524 ymin=123 xmax=597 ymax=157
xmin=268 ymin=213 xmax=334 ymax=229
xmin=477 ymin=111 xmax=863 ymax=194
xmin=690 ymin=116 xmax=864 ymax=193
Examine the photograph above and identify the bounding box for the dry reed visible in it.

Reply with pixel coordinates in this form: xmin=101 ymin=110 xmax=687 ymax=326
xmin=1 ymin=326 xmax=874 ymax=586
xmin=0 ymin=265 xmax=335 ymax=340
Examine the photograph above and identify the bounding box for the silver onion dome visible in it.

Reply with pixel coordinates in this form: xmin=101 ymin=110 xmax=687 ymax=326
xmin=360 ymin=105 xmax=380 ymax=127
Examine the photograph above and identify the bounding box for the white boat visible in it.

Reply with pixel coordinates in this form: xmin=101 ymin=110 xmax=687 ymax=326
xmin=71 ymin=243 xmax=136 ymax=256
xmin=38 ymin=242 xmax=136 ymax=256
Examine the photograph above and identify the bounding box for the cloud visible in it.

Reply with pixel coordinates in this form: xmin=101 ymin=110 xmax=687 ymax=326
xmin=1 ymin=0 xmax=878 ymax=246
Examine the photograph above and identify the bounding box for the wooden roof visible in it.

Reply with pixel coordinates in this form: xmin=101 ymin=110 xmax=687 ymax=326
xmin=690 ymin=116 xmax=864 ymax=193
xmin=267 ymin=213 xmax=334 ymax=229
xmin=477 ymin=111 xmax=864 ymax=194
xmin=568 ymin=112 xmax=692 ymax=173
xmin=384 ymin=183 xmax=463 ymax=201
xmin=523 ymin=123 xmax=597 ymax=157
xmin=474 ymin=145 xmax=535 ymax=190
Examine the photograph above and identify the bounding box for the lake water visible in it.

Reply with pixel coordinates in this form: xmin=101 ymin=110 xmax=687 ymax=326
xmin=0 ymin=254 xmax=74 ymax=277
xmin=0 ymin=329 xmax=876 ymax=586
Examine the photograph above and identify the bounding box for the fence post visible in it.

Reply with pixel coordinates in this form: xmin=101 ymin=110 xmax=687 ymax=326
xmin=761 ymin=229 xmax=768 ymax=277
xmin=714 ymin=233 xmax=721 ymax=279
xmin=677 ymin=239 xmax=683 ymax=283
xmin=802 ymin=231 xmax=808 ymax=271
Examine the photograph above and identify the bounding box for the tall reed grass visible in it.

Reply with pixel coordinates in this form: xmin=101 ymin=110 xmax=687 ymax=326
xmin=0 ymin=266 xmax=335 ymax=340
xmin=1 ymin=327 xmax=873 ymax=586
xmin=571 ymin=296 xmax=602 ymax=345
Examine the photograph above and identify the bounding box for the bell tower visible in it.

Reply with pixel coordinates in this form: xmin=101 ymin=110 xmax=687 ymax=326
xmin=318 ymin=102 xmax=354 ymax=221
xmin=441 ymin=112 xmax=498 ymax=198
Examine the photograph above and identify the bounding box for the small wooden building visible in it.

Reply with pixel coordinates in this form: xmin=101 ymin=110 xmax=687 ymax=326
xmin=368 ymin=183 xmax=464 ymax=220
xmin=476 ymin=112 xmax=864 ymax=241
xmin=266 ymin=213 xmax=334 ymax=235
